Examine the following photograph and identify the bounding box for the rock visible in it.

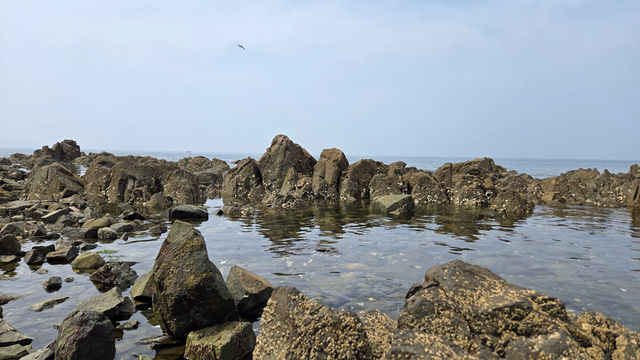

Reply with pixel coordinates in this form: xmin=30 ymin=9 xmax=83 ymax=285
xmin=145 ymin=192 xmax=173 ymax=213
xmin=151 ymin=221 xmax=238 ymax=340
xmin=221 ymin=158 xmax=265 ymax=203
xmin=0 ymin=320 xmax=32 ymax=347
xmin=109 ymin=221 xmax=135 ymax=233
xmin=45 ymin=246 xmax=78 ymax=264
xmin=75 ymin=288 xmax=135 ymax=321
xmin=254 ymin=286 xmax=372 ymax=360
xmin=370 ymin=194 xmax=415 ymax=217
xmin=41 ymin=209 xmax=69 ymax=224
xmin=226 ymin=266 xmax=274 ymax=320
xmin=35 ymin=268 xmax=48 ymax=275
xmin=385 ymin=329 xmax=468 ymax=360
xmin=340 ymin=159 xmax=387 ymax=202
xmin=65 ymin=277 xmax=74 ymax=283
xmin=403 ymin=171 xmax=449 ymax=206
xmin=163 ymin=168 xmax=203 ymax=205
xmin=184 ymin=322 xmax=256 ymax=360
xmin=96 ymin=227 xmax=118 ymax=241
xmin=130 ymin=272 xmax=153 ymax=302
xmin=116 ymin=320 xmax=139 ymax=331
xmin=489 ymin=189 xmax=535 ymax=218
xmin=0 ymin=223 xmax=21 ymax=236
xmin=0 ymin=255 xmax=18 ymax=265
xmin=257 ymin=135 xmax=317 ymax=193
xmin=43 ymin=276 xmax=62 ymax=292
xmin=89 ymin=261 xmax=137 ymax=291
xmin=149 ymin=224 xmax=167 ymax=236
xmin=36 ymin=140 xmax=82 ymax=163
xmin=312 ymin=148 xmax=349 ymax=200
xmin=31 ymin=244 xmax=55 ymax=256
xmin=81 ymin=217 xmax=114 ymax=229
xmin=433 ymin=158 xmax=506 ymax=207
xmin=24 ymin=163 xmax=85 ymax=201
xmin=55 ymin=310 xmax=115 ymax=360
xmin=0 ymin=343 xmax=33 ymax=359
xmin=18 ymin=340 xmax=55 ymax=360
xmin=29 ymin=296 xmax=69 ymax=312
xmin=358 ymin=310 xmax=395 ymax=360
xmin=0 ymin=234 xmax=20 ymax=255
xmin=121 ymin=210 xmax=145 ymax=221
xmin=0 ymin=295 xmax=17 ymax=306
xmin=368 ymin=174 xmax=409 ymax=199
xmin=168 ymin=205 xmax=208 ymax=221
xmin=70 ymin=252 xmax=105 ymax=271
xmin=23 ymin=249 xmax=45 ymax=265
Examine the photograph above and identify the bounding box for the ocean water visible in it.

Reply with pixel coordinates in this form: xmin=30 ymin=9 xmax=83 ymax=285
xmin=1 ymin=148 xmax=639 ymax=357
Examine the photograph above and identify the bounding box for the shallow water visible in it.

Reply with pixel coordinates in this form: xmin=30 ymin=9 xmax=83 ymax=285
xmin=2 ymin=199 xmax=640 ymax=357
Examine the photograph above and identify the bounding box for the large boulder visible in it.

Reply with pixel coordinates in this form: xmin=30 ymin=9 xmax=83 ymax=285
xmin=257 ymin=135 xmax=316 ymax=193
xmin=151 ymin=221 xmax=238 ymax=340
xmin=433 ymin=158 xmax=505 ymax=207
xmin=312 ymin=148 xmax=349 ymax=201
xmin=226 ymin=266 xmax=274 ymax=320
xmin=340 ymin=159 xmax=387 ymax=202
xmin=163 ymin=168 xmax=203 ymax=205
xmin=34 ymin=140 xmax=82 ymax=163
xmin=178 ymin=157 xmax=230 ymax=199
xmin=55 ymin=310 xmax=115 ymax=360
xmin=397 ymin=260 xmax=640 ymax=359
xmin=368 ymin=174 xmax=409 ymax=199
xmin=221 ymin=158 xmax=264 ymax=203
xmin=403 ymin=171 xmax=449 ymax=207
xmin=489 ymin=189 xmax=535 ymax=218
xmin=24 ymin=163 xmax=85 ymax=201
xmin=254 ymin=286 xmax=372 ymax=360
xmin=184 ymin=322 xmax=256 ymax=360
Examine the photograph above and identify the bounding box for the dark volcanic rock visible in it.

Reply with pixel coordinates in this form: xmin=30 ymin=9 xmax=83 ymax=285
xmin=221 ymin=158 xmax=265 ymax=203
xmin=89 ymin=261 xmax=138 ymax=292
xmin=226 ymin=266 xmax=274 ymax=320
xmin=24 ymin=163 xmax=85 ymax=201
xmin=55 ymin=310 xmax=115 ymax=360
xmin=257 ymin=134 xmax=317 ymax=193
xmin=151 ymin=221 xmax=238 ymax=340
xmin=168 ymin=204 xmax=208 ymax=221
xmin=312 ymin=148 xmax=349 ymax=201
xmin=254 ymin=286 xmax=372 ymax=360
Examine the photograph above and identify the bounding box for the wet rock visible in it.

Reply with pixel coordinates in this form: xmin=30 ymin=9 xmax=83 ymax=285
xmin=35 ymin=268 xmax=48 ymax=275
xmin=359 ymin=310 xmax=396 ymax=360
xmin=257 ymin=135 xmax=316 ymax=193
xmin=163 ymin=168 xmax=204 ymax=205
xmin=0 ymin=255 xmax=18 ymax=265
xmin=489 ymin=189 xmax=535 ymax=218
xmin=369 ymin=173 xmax=409 ymax=199
xmin=43 ymin=276 xmax=62 ymax=292
xmin=41 ymin=209 xmax=69 ymax=224
xmin=81 ymin=217 xmax=114 ymax=229
xmin=0 ymin=295 xmax=17 ymax=306
xmin=116 ymin=319 xmax=139 ymax=331
xmin=221 ymin=158 xmax=265 ymax=203
xmin=340 ymin=159 xmax=387 ymax=202
xmin=168 ymin=205 xmax=208 ymax=221
xmin=75 ymin=288 xmax=135 ymax=321
xmin=0 ymin=235 xmax=20 ymax=256
xmin=371 ymin=194 xmax=415 ymax=217
xmin=97 ymin=227 xmax=118 ymax=241
xmin=18 ymin=340 xmax=55 ymax=360
xmin=70 ymin=252 xmax=105 ymax=271
xmin=109 ymin=221 xmax=136 ymax=233
xmin=89 ymin=261 xmax=137 ymax=291
xmin=312 ymin=148 xmax=349 ymax=201
xmin=145 ymin=192 xmax=173 ymax=213
xmin=64 ymin=277 xmax=74 ymax=282
xmin=55 ymin=310 xmax=115 ymax=360
xmin=30 ymin=296 xmax=69 ymax=312
xmin=45 ymin=246 xmax=78 ymax=264
xmin=404 ymin=171 xmax=449 ymax=206
xmin=149 ymin=224 xmax=167 ymax=236
xmin=151 ymin=221 xmax=238 ymax=340
xmin=434 ymin=158 xmax=506 ymax=207
xmin=0 ymin=320 xmax=32 ymax=347
xmin=254 ymin=286 xmax=372 ymax=360
xmin=23 ymin=249 xmax=45 ymax=265
xmin=226 ymin=266 xmax=274 ymax=320
xmin=0 ymin=343 xmax=33 ymax=359
xmin=0 ymin=223 xmax=22 ymax=236
xmin=31 ymin=244 xmax=55 ymax=256
xmin=121 ymin=210 xmax=144 ymax=221
xmin=130 ymin=272 xmax=153 ymax=303
xmin=185 ymin=322 xmax=256 ymax=360
xmin=24 ymin=164 xmax=85 ymax=201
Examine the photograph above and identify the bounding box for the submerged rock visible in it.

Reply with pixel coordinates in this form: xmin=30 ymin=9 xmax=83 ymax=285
xmin=184 ymin=322 xmax=256 ymax=360
xmin=151 ymin=221 xmax=238 ymax=340
xmin=55 ymin=310 xmax=115 ymax=360
xmin=254 ymin=286 xmax=372 ymax=360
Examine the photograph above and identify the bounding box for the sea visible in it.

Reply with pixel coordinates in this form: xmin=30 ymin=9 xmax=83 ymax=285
xmin=1 ymin=148 xmax=639 ymax=357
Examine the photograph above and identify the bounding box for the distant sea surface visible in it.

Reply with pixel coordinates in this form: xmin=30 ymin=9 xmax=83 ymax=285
xmin=1 ymin=148 xmax=637 ymax=178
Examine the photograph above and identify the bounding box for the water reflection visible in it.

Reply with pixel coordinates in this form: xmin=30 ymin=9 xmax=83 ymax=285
xmin=631 ymin=207 xmax=640 ymax=239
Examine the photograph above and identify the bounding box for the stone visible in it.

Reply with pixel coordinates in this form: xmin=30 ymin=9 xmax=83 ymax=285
xmin=97 ymin=227 xmax=118 ymax=241
xmin=31 ymin=244 xmax=55 ymax=256
xmin=18 ymin=340 xmax=55 ymax=360
xmin=55 ymin=310 xmax=115 ymax=360
xmin=226 ymin=266 xmax=274 ymax=320
xmin=23 ymin=249 xmax=45 ymax=265
xmin=75 ymin=288 xmax=135 ymax=321
xmin=340 ymin=159 xmax=387 ymax=202
xmin=358 ymin=310 xmax=396 ymax=360
xmin=121 ymin=210 xmax=145 ymax=221
xmin=24 ymin=163 xmax=85 ymax=201
xmin=221 ymin=158 xmax=265 ymax=203
xmin=312 ymin=148 xmax=349 ymax=200
xmin=0 ymin=320 xmax=33 ymax=347
xmin=368 ymin=173 xmax=409 ymax=199
xmin=385 ymin=329 xmax=468 ymax=360
xmin=0 ymin=255 xmax=18 ymax=265
xmin=145 ymin=192 xmax=173 ymax=213
xmin=130 ymin=272 xmax=153 ymax=302
xmin=35 ymin=268 xmax=48 ymax=275
xmin=70 ymin=252 xmax=105 ymax=270
xmin=0 ymin=234 xmax=20 ymax=256
xmin=257 ymin=135 xmax=317 ymax=193
xmin=81 ymin=217 xmax=114 ymax=229
xmin=43 ymin=276 xmax=62 ymax=292
xmin=254 ymin=286 xmax=372 ymax=360
xmin=0 ymin=343 xmax=33 ymax=359
xmin=29 ymin=296 xmax=69 ymax=312
xmin=370 ymin=194 xmax=415 ymax=217
xmin=149 ymin=224 xmax=167 ymax=236
xmin=89 ymin=261 xmax=137 ymax=291
xmin=168 ymin=205 xmax=209 ymax=221
xmin=64 ymin=277 xmax=74 ymax=282
xmin=404 ymin=171 xmax=449 ymax=206
xmin=185 ymin=322 xmax=256 ymax=360
xmin=45 ymin=246 xmax=78 ymax=264
xmin=116 ymin=320 xmax=139 ymax=331
xmin=489 ymin=189 xmax=535 ymax=218
xmin=151 ymin=221 xmax=238 ymax=340
xmin=163 ymin=168 xmax=203 ymax=205
xmin=109 ymin=221 xmax=135 ymax=233
xmin=41 ymin=209 xmax=69 ymax=224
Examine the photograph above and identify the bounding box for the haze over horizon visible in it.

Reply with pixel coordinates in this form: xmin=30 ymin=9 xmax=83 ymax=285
xmin=1 ymin=1 xmax=638 ymax=160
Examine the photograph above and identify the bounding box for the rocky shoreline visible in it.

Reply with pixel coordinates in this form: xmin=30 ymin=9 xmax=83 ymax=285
xmin=0 ymin=136 xmax=639 ymax=359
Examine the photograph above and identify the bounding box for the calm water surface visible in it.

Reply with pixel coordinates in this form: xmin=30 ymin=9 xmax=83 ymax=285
xmin=2 ymin=200 xmax=639 ymax=357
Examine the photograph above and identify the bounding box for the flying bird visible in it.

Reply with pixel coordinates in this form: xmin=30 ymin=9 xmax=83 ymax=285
xmin=237 ymin=44 xmax=246 ymax=50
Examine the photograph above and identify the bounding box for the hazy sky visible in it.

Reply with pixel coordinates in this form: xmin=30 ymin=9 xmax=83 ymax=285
xmin=1 ymin=1 xmax=638 ymax=159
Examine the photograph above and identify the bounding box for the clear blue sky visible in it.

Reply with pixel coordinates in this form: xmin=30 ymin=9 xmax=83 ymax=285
xmin=1 ymin=1 xmax=638 ymax=160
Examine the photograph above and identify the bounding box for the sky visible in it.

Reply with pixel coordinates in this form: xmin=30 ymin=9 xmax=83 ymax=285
xmin=0 ymin=0 xmax=638 ymax=160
